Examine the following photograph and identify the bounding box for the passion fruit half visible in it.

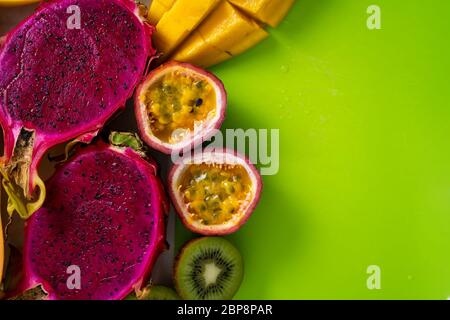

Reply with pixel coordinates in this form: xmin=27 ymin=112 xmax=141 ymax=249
xmin=169 ymin=149 xmax=262 ymax=235
xmin=135 ymin=61 xmax=227 ymax=154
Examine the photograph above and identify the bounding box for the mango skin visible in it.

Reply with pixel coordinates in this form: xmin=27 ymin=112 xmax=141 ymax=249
xmin=228 ymin=0 xmax=296 ymax=27
xmin=172 ymin=1 xmax=268 ymax=68
xmin=154 ymin=0 xmax=221 ymax=56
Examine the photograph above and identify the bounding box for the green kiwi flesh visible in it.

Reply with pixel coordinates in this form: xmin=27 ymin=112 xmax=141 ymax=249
xmin=174 ymin=237 xmax=244 ymax=300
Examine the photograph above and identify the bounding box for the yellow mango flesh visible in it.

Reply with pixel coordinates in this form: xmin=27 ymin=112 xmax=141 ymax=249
xmin=172 ymin=1 xmax=268 ymax=67
xmin=148 ymin=0 xmax=169 ymax=26
xmin=154 ymin=0 xmax=221 ymax=56
xmin=172 ymin=31 xmax=232 ymax=68
xmin=199 ymin=1 xmax=268 ymax=54
xmin=159 ymin=0 xmax=177 ymax=7
xmin=147 ymin=0 xmax=168 ymax=26
xmin=228 ymin=0 xmax=295 ymax=27
xmin=147 ymin=0 xmax=176 ymax=25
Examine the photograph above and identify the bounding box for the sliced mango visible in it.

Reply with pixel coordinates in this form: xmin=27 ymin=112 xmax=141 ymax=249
xmin=199 ymin=1 xmax=268 ymax=55
xmin=172 ymin=1 xmax=268 ymax=68
xmin=154 ymin=0 xmax=221 ymax=56
xmin=172 ymin=31 xmax=232 ymax=68
xmin=147 ymin=0 xmax=176 ymax=26
xmin=228 ymin=0 xmax=295 ymax=27
xmin=147 ymin=0 xmax=169 ymax=25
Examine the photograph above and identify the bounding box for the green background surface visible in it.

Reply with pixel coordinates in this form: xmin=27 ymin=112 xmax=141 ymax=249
xmin=176 ymin=0 xmax=450 ymax=299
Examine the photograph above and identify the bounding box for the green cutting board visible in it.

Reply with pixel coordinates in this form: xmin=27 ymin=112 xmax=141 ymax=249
xmin=177 ymin=0 xmax=450 ymax=299
xmin=2 ymin=0 xmax=449 ymax=300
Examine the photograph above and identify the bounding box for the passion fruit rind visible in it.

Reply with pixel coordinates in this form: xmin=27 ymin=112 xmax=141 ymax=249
xmin=169 ymin=149 xmax=262 ymax=235
xmin=135 ymin=61 xmax=227 ymax=154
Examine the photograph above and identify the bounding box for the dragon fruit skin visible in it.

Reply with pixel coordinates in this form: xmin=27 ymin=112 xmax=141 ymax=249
xmin=18 ymin=141 xmax=167 ymax=300
xmin=0 ymin=0 xmax=155 ymax=218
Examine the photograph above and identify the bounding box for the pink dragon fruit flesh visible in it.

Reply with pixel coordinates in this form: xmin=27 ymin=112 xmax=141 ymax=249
xmin=14 ymin=132 xmax=167 ymax=300
xmin=0 ymin=0 xmax=155 ymax=219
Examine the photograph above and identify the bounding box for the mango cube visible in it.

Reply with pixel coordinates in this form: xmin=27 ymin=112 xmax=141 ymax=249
xmin=154 ymin=0 xmax=221 ymax=56
xmin=147 ymin=0 xmax=176 ymax=25
xmin=172 ymin=31 xmax=232 ymax=68
xmin=172 ymin=1 xmax=268 ymax=67
xmin=199 ymin=1 xmax=268 ymax=55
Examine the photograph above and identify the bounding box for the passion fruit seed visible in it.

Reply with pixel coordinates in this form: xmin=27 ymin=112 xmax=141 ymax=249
xmin=179 ymin=163 xmax=253 ymax=226
xmin=145 ymin=70 xmax=216 ymax=143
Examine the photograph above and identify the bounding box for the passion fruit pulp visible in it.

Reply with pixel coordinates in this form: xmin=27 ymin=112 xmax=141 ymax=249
xmin=169 ymin=150 xmax=262 ymax=235
xmin=135 ymin=61 xmax=227 ymax=154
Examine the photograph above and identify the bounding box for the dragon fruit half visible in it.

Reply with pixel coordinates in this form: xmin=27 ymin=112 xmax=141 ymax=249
xmin=12 ymin=132 xmax=167 ymax=300
xmin=0 ymin=0 xmax=155 ymax=218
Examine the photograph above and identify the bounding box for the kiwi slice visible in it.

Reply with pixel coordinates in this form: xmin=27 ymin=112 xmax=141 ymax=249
xmin=125 ymin=285 xmax=180 ymax=300
xmin=174 ymin=237 xmax=244 ymax=300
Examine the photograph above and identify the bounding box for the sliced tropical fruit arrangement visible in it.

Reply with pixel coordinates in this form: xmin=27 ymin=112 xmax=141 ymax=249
xmin=10 ymin=133 xmax=167 ymax=300
xmin=135 ymin=61 xmax=227 ymax=154
xmin=149 ymin=0 xmax=295 ymax=67
xmin=0 ymin=0 xmax=266 ymax=301
xmin=169 ymin=149 xmax=262 ymax=235
xmin=0 ymin=0 xmax=156 ymax=219
xmin=174 ymin=237 xmax=243 ymax=300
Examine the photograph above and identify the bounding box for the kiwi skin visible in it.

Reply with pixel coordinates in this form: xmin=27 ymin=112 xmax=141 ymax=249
xmin=174 ymin=237 xmax=244 ymax=300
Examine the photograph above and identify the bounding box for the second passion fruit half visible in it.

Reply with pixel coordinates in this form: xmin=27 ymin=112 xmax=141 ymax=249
xmin=135 ymin=61 xmax=227 ymax=154
xmin=169 ymin=149 xmax=262 ymax=235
